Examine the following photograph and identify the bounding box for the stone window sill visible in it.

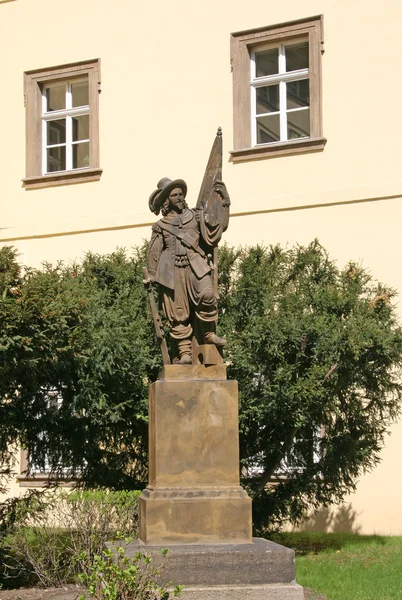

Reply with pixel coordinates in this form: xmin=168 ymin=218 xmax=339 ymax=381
xmin=23 ymin=167 xmax=103 ymax=190
xmin=17 ymin=475 xmax=77 ymax=488
xmin=230 ymin=137 xmax=327 ymax=162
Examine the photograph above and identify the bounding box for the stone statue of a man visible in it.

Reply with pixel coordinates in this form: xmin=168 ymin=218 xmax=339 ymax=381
xmin=147 ymin=176 xmax=230 ymax=364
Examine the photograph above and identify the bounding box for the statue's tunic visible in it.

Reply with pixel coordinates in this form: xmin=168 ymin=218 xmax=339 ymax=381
xmin=147 ymin=208 xmax=216 ymax=340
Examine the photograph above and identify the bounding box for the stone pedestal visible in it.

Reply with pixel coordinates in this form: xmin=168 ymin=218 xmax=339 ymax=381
xmin=137 ymin=365 xmax=304 ymax=598
xmin=139 ymin=364 xmax=252 ymax=545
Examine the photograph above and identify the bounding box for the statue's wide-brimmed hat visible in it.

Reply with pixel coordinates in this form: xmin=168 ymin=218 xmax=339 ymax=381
xmin=149 ymin=177 xmax=187 ymax=215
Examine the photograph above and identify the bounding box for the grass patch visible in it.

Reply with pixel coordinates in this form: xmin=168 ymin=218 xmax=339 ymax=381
xmin=273 ymin=533 xmax=402 ymax=600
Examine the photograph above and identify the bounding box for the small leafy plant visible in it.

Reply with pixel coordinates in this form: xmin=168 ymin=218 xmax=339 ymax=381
xmin=78 ymin=537 xmax=183 ymax=600
xmin=0 ymin=489 xmax=141 ymax=588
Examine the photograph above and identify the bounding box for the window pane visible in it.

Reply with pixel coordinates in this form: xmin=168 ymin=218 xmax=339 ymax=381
xmin=47 ymin=146 xmax=66 ymax=172
xmin=73 ymin=142 xmax=90 ymax=169
xmin=46 ymin=85 xmax=66 ymax=111
xmin=287 ymin=79 xmax=310 ymax=110
xmin=72 ymin=81 xmax=89 ymax=107
xmin=255 ymin=48 xmax=278 ymax=77
xmin=256 ymin=85 xmax=279 ymax=114
xmin=47 ymin=119 xmax=66 ymax=145
xmin=72 ymin=115 xmax=89 ymax=141
xmin=287 ymin=108 xmax=310 ymax=139
xmin=285 ymin=42 xmax=309 ymax=72
xmin=256 ymin=114 xmax=280 ymax=144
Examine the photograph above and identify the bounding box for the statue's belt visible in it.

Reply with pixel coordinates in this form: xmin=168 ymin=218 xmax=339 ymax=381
xmin=158 ymin=221 xmax=207 ymax=260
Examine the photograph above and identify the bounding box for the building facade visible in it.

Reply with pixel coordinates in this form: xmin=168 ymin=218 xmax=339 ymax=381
xmin=1 ymin=0 xmax=402 ymax=534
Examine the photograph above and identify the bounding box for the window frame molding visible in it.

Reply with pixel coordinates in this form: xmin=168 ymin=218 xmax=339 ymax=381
xmin=23 ymin=59 xmax=102 ymax=190
xmin=230 ymin=15 xmax=326 ymax=162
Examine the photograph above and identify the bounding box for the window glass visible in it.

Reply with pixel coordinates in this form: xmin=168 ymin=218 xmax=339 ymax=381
xmin=287 ymin=79 xmax=310 ymax=110
xmin=285 ymin=42 xmax=309 ymax=72
xmin=47 ymin=146 xmax=66 ymax=172
xmin=73 ymin=142 xmax=90 ymax=169
xmin=72 ymin=115 xmax=89 ymax=141
xmin=256 ymin=85 xmax=280 ymax=114
xmin=252 ymin=41 xmax=311 ymax=146
xmin=43 ymin=81 xmax=90 ymax=173
xmin=287 ymin=108 xmax=310 ymax=139
xmin=46 ymin=85 xmax=65 ymax=111
xmin=255 ymin=48 xmax=278 ymax=77
xmin=257 ymin=114 xmax=280 ymax=143
xmin=47 ymin=119 xmax=66 ymax=145
xmin=72 ymin=81 xmax=89 ymax=107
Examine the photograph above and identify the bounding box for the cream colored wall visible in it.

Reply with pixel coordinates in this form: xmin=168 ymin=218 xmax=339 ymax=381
xmin=227 ymin=201 xmax=402 ymax=536
xmin=0 ymin=0 xmax=401 ymax=534
xmin=0 ymin=449 xmax=23 ymax=504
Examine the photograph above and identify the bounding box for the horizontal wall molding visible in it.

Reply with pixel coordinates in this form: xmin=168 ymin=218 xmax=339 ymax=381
xmin=1 ymin=193 xmax=401 ymax=244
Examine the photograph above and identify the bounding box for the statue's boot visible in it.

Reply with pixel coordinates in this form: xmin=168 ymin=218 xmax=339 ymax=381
xmin=204 ymin=331 xmax=227 ymax=346
xmin=178 ymin=338 xmax=192 ymax=364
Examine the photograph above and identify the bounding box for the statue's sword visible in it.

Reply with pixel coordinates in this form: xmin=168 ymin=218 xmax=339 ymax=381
xmin=143 ymin=267 xmax=171 ymax=365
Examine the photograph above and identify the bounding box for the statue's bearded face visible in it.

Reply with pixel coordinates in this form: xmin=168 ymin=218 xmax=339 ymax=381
xmin=169 ymin=187 xmax=186 ymax=213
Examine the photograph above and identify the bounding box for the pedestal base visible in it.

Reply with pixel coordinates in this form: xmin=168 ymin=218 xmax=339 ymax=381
xmin=126 ymin=538 xmax=304 ymax=599
xmin=139 ymin=486 xmax=251 ymax=545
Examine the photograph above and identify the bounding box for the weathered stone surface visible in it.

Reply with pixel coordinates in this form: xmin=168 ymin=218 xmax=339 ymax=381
xmin=148 ymin=379 xmax=240 ymax=487
xmin=126 ymin=538 xmax=297 ymax=586
xmin=192 ymin=342 xmax=224 ymax=366
xmin=139 ymin=486 xmax=251 ymax=545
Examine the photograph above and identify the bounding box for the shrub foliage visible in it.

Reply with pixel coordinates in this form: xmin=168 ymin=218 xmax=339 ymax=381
xmin=0 ymin=247 xmax=156 ymax=491
xmin=218 ymin=242 xmax=402 ymax=527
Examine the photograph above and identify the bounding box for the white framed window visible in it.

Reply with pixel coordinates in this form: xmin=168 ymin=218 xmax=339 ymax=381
xmin=42 ymin=79 xmax=90 ymax=174
xmin=230 ymin=16 xmax=326 ymax=162
xmin=251 ymin=41 xmax=310 ymax=146
xmin=23 ymin=59 xmax=101 ymax=190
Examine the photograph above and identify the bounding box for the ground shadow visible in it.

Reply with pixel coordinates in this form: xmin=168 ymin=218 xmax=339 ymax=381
xmin=271 ymin=530 xmax=386 ymax=555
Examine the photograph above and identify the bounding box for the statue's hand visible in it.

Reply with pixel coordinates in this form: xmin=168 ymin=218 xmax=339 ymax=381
xmin=143 ymin=274 xmax=155 ymax=285
xmin=214 ymin=181 xmax=230 ymax=204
